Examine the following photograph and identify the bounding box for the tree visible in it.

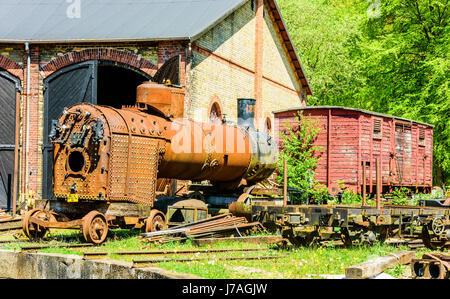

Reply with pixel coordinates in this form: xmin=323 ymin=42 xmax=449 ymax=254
xmin=276 ymin=113 xmax=327 ymax=203
xmin=356 ymin=0 xmax=449 ymax=185
xmin=278 ymin=0 xmax=449 ymax=186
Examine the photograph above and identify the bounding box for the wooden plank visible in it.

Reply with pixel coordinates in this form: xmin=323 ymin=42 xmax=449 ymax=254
xmin=141 ymin=228 xmax=189 ymax=238
xmin=345 ymin=251 xmax=415 ymax=279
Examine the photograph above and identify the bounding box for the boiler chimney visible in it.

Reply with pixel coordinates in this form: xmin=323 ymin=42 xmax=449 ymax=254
xmin=237 ymin=98 xmax=256 ymax=129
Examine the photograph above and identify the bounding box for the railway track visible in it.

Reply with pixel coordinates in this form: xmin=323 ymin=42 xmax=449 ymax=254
xmin=19 ymin=243 xmax=95 ymax=251
xmin=82 ymin=247 xmax=268 ymax=259
xmin=132 ymin=254 xmax=286 ymax=267
xmin=0 ymin=239 xmax=32 ymax=244
xmin=80 ymin=246 xmax=282 ymax=268
xmin=0 ymin=217 xmax=22 ymax=232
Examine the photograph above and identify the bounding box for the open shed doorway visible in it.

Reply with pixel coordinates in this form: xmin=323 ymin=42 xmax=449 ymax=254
xmin=97 ymin=62 xmax=149 ymax=108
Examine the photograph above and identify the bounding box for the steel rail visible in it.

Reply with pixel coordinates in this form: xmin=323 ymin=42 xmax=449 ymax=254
xmin=82 ymin=247 xmax=268 ymax=258
xmin=132 ymin=255 xmax=286 ymax=266
xmin=20 ymin=243 xmax=95 ymax=251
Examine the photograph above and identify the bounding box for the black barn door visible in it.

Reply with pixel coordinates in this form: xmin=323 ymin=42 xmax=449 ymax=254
xmin=43 ymin=61 xmax=97 ymax=199
xmin=0 ymin=71 xmax=20 ymax=210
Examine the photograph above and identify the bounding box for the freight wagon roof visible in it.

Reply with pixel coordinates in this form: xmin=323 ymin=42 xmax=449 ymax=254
xmin=273 ymin=106 xmax=434 ymax=128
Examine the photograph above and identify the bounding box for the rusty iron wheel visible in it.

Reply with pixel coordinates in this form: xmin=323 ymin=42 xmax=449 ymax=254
xmin=421 ymin=226 xmax=447 ymax=251
xmin=431 ymin=217 xmax=446 ymax=236
xmin=82 ymin=211 xmax=109 ymax=244
xmin=145 ymin=210 xmax=167 ymax=233
xmin=22 ymin=208 xmax=53 ymax=240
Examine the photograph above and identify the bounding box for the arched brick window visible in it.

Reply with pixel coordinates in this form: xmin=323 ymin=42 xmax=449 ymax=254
xmin=265 ymin=117 xmax=272 ymax=135
xmin=210 ymin=102 xmax=223 ymax=124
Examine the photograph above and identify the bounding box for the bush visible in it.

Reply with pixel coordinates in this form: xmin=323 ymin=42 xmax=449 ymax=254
xmin=276 ymin=112 xmax=326 ymax=204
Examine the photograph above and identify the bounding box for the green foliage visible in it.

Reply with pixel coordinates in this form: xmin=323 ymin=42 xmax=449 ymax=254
xmin=276 ymin=112 xmax=326 ymax=204
xmin=326 ymin=180 xmax=369 ymax=205
xmin=390 ymin=187 xmax=413 ymax=205
xmin=278 ymin=0 xmax=450 ymax=186
xmin=340 ymin=189 xmax=362 ymax=205
xmin=277 ymin=0 xmax=367 ymax=107
xmin=413 ymin=188 xmax=445 ymax=202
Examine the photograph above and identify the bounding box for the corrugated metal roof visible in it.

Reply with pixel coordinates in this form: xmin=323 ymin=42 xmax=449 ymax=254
xmin=0 ymin=0 xmax=247 ymax=43
xmin=273 ymin=106 xmax=434 ymax=127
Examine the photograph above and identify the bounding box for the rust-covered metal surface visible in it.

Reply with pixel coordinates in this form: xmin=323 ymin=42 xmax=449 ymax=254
xmin=274 ymin=106 xmax=434 ymax=194
xmin=412 ymin=252 xmax=450 ymax=279
xmin=50 ymin=82 xmax=277 ymax=207
xmin=52 ymin=103 xmax=168 ymax=205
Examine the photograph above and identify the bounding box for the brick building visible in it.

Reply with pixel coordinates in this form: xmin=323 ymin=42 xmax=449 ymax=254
xmin=0 ymin=0 xmax=312 ymax=208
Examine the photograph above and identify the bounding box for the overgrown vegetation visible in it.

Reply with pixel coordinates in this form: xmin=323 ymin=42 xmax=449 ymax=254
xmin=278 ymin=0 xmax=449 ymax=187
xmin=390 ymin=187 xmax=414 ymax=205
xmin=0 ymin=229 xmax=431 ymax=279
xmin=276 ymin=112 xmax=329 ymax=204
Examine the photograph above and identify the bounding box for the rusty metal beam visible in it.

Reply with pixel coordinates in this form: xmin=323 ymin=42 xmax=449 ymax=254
xmin=376 ymin=158 xmax=381 ymax=209
xmin=362 ymin=161 xmax=367 ymax=206
xmin=29 ymin=217 xmax=83 ymax=229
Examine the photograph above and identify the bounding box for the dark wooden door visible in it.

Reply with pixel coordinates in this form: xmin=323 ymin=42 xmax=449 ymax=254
xmin=43 ymin=61 xmax=98 ymax=199
xmin=0 ymin=71 xmax=20 ymax=210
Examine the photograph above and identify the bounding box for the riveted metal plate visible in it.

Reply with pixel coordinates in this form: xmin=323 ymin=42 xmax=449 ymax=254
xmin=108 ymin=134 xmax=160 ymax=206
xmin=108 ymin=134 xmax=129 ymax=200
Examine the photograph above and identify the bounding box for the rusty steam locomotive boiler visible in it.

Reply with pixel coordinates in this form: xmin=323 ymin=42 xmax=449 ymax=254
xmin=22 ymin=82 xmax=277 ymax=243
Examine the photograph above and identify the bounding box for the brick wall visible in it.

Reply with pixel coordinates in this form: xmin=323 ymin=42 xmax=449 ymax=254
xmin=0 ymin=41 xmax=187 ymax=199
xmin=39 ymin=43 xmax=159 ymax=72
xmin=189 ymin=0 xmax=306 ymax=131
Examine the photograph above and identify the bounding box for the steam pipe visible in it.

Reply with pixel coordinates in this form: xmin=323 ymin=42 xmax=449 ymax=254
xmin=24 ymin=42 xmax=31 ymax=198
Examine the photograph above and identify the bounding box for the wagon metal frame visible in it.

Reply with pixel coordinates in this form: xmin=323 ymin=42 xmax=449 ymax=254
xmin=252 ymin=204 xmax=450 ymax=249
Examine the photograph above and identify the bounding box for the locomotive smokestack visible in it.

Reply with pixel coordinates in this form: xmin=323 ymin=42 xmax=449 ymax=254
xmin=237 ymin=98 xmax=256 ymax=129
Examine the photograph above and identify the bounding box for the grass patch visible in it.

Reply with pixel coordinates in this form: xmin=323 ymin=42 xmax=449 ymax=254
xmin=0 ymin=229 xmax=435 ymax=279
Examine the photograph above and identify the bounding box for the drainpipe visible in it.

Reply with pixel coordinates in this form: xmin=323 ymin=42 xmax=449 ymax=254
xmin=24 ymin=42 xmax=30 ymax=200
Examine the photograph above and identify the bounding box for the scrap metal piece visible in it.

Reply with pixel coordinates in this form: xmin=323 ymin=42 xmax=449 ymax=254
xmin=412 ymin=253 xmax=450 ymax=279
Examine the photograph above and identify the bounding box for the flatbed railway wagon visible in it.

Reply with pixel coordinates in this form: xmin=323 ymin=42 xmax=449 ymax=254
xmin=273 ymin=106 xmax=434 ymax=195
xmin=252 ymin=203 xmax=450 ymax=250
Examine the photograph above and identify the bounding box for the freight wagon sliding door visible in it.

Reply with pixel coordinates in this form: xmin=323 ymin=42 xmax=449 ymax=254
xmin=43 ymin=61 xmax=98 ymax=200
xmin=0 ymin=71 xmax=20 ymax=210
xmin=394 ymin=123 xmax=412 ymax=186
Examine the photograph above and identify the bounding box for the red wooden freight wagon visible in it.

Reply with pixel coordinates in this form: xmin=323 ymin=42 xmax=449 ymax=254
xmin=273 ymin=106 xmax=434 ymax=195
